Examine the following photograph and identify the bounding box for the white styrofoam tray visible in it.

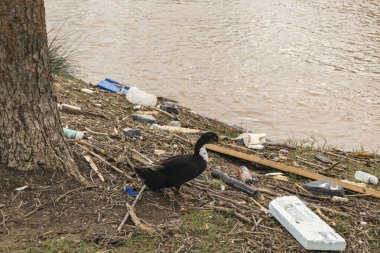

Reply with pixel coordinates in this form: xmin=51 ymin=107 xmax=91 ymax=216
xmin=269 ymin=196 xmax=346 ymax=251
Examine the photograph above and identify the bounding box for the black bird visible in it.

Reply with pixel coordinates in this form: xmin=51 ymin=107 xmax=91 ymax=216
xmin=135 ymin=132 xmax=218 ymax=198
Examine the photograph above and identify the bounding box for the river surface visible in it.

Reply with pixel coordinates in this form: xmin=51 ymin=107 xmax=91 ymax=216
xmin=45 ymin=0 xmax=380 ymax=152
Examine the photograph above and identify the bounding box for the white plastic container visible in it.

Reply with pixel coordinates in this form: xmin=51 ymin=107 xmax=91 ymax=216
xmin=80 ymin=88 xmax=94 ymax=94
xmin=355 ymin=171 xmax=378 ymax=185
xmin=269 ymin=196 xmax=346 ymax=251
xmin=126 ymin=87 xmax=157 ymax=107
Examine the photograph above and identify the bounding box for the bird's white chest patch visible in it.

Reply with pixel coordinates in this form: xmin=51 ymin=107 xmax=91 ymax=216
xmin=199 ymin=146 xmax=208 ymax=162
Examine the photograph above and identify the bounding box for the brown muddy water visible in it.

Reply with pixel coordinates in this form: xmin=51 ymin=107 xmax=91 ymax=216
xmin=45 ymin=0 xmax=380 ymax=152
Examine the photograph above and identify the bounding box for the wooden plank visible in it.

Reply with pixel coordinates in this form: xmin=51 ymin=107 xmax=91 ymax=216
xmin=205 ymin=144 xmax=380 ymax=199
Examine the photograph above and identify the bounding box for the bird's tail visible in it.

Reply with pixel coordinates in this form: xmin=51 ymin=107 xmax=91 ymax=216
xmin=135 ymin=166 xmax=165 ymax=190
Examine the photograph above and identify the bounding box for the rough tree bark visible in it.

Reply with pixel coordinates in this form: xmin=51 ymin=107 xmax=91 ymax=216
xmin=0 ymin=0 xmax=86 ymax=183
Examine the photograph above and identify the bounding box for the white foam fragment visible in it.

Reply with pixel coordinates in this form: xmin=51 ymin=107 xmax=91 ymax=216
xmin=269 ymin=196 xmax=346 ymax=251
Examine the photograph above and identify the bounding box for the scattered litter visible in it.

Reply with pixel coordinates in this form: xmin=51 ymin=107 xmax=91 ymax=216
xmin=126 ymin=87 xmax=157 ymax=107
xmin=96 ymin=78 xmax=129 ymax=94
xmin=124 ymin=187 xmax=138 ymax=197
xmin=63 ymin=128 xmax=86 ymax=140
xmin=237 ymin=166 xmax=258 ymax=184
xmin=15 ymin=186 xmax=28 ymax=191
xmin=360 ymin=221 xmax=367 ymax=226
xmin=80 ymin=88 xmax=94 ymax=94
xmin=154 ymin=149 xmax=166 ymax=156
xmin=235 ymin=133 xmax=266 ymax=150
xmin=221 ymin=185 xmax=226 ymax=191
xmin=160 ymin=102 xmax=180 ymax=115
xmin=211 ymin=169 xmax=257 ymax=197
xmin=168 ymin=121 xmax=181 ymax=127
xmin=314 ymin=154 xmax=330 ymax=164
xmin=122 ymin=127 xmax=143 ymax=138
xmin=354 ymin=171 xmax=378 ymax=185
xmin=131 ymin=114 xmax=157 ymax=124
xmin=95 ymin=103 xmax=102 ymax=107
xmin=269 ymin=196 xmax=346 ymax=251
xmin=303 ymin=180 xmax=345 ymax=196
xmin=151 ymin=124 xmax=200 ymax=133
xmin=332 ymin=196 xmax=348 ymax=202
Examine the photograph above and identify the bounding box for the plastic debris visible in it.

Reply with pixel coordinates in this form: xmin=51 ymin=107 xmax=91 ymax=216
xmin=124 ymin=187 xmax=138 ymax=197
xmin=160 ymin=102 xmax=180 ymax=114
xmin=15 ymin=186 xmax=28 ymax=191
xmin=269 ymin=196 xmax=346 ymax=251
xmin=211 ymin=169 xmax=257 ymax=197
xmin=355 ymin=171 xmax=378 ymax=185
xmin=122 ymin=127 xmax=142 ymax=138
xmin=80 ymin=88 xmax=94 ymax=94
xmin=314 ymin=154 xmax=330 ymax=164
xmin=237 ymin=166 xmax=258 ymax=184
xmin=126 ymin=87 xmax=157 ymax=107
xmin=235 ymin=133 xmax=266 ymax=150
xmin=131 ymin=114 xmax=157 ymax=124
xmin=63 ymin=128 xmax=86 ymax=140
xmin=96 ymin=78 xmax=129 ymax=94
xmin=303 ymin=180 xmax=345 ymax=196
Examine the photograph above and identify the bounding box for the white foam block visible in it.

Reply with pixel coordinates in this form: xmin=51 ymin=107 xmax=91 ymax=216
xmin=269 ymin=196 xmax=346 ymax=251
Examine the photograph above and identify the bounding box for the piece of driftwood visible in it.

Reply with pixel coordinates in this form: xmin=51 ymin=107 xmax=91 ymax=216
xmin=126 ymin=203 xmax=156 ymax=234
xmin=205 ymin=144 xmax=380 ymax=199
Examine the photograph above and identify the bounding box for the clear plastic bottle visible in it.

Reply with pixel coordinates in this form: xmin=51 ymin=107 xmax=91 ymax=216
xmin=126 ymin=87 xmax=157 ymax=107
xmin=355 ymin=171 xmax=378 ymax=185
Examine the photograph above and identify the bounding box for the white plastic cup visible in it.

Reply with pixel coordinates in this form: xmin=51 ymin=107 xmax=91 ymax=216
xmin=126 ymin=87 xmax=157 ymax=107
xmin=355 ymin=171 xmax=378 ymax=185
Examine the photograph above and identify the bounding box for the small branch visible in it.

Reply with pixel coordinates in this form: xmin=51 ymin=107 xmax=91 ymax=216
xmin=84 ymin=127 xmax=109 ymax=136
xmin=310 ymin=204 xmax=352 ymax=218
xmin=117 ymin=185 xmax=146 ymax=232
xmin=84 ymin=155 xmax=105 ymax=182
xmin=126 ymin=203 xmax=156 ymax=234
xmin=213 ymin=206 xmax=253 ymax=224
xmin=1 ymin=211 xmax=10 ymax=235
xmin=77 ymin=143 xmax=132 ymax=179
xmin=130 ymin=149 xmax=154 ymax=164
xmin=55 ymin=186 xmax=96 ymax=203
xmin=248 ymin=197 xmax=270 ymax=214
xmin=150 ymin=106 xmax=177 ymax=119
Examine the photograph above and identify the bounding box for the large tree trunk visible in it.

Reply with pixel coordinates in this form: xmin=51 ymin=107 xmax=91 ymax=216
xmin=0 ymin=0 xmax=86 ymax=183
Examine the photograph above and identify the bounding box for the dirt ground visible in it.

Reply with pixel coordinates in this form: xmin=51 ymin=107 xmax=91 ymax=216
xmin=0 ymin=76 xmax=379 ymax=252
